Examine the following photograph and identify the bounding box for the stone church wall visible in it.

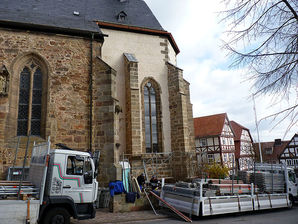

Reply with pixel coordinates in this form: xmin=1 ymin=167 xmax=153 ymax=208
xmin=0 ymin=28 xmax=102 ymax=177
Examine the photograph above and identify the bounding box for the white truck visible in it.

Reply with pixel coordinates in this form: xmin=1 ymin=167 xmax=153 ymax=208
xmin=160 ymin=163 xmax=296 ymax=218
xmin=252 ymin=163 xmax=298 ymax=203
xmin=0 ymin=139 xmax=100 ymax=224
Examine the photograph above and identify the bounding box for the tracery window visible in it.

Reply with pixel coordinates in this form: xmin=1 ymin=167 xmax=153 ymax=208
xmin=144 ymin=82 xmax=158 ymax=153
xmin=17 ymin=62 xmax=43 ymax=136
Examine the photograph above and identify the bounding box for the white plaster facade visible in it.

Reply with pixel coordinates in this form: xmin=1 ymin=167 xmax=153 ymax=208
xmin=238 ymin=129 xmax=254 ymax=170
xmin=220 ymin=118 xmax=235 ymax=168
xmin=100 ymin=28 xmax=176 ymax=155
xmin=280 ymin=134 xmax=298 ymax=168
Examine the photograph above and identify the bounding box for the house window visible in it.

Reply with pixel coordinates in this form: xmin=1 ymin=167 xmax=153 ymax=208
xmin=207 ymin=154 xmax=214 ymax=163
xmin=200 ymin=138 xmax=207 ymax=147
xmin=17 ymin=63 xmax=43 ymax=136
xmin=144 ymin=82 xmax=158 ymax=153
xmin=265 ymin=147 xmax=273 ymax=155
xmin=223 ymin=154 xmax=227 ymax=162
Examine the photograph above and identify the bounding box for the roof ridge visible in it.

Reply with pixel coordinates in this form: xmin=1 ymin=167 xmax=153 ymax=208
xmin=194 ymin=112 xmax=227 ymax=120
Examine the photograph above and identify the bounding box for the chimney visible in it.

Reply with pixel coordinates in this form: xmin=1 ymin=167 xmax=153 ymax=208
xmin=274 ymin=139 xmax=282 ymax=146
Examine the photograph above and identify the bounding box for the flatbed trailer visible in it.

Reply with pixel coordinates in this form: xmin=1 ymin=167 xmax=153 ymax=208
xmin=160 ymin=181 xmax=291 ymax=217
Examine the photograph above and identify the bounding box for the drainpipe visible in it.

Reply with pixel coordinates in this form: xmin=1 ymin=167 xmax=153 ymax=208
xmin=89 ymin=33 xmax=94 ymax=152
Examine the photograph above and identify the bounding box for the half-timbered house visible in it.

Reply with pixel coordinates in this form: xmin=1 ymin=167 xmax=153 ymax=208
xmin=194 ymin=113 xmax=235 ymax=169
xmin=280 ymin=134 xmax=298 ymax=168
xmin=254 ymin=139 xmax=289 ymax=164
xmin=230 ymin=121 xmax=254 ymax=170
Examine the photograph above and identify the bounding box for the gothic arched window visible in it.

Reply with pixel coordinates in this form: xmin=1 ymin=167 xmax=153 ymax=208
xmin=144 ymin=82 xmax=158 ymax=153
xmin=17 ymin=62 xmax=43 ymax=136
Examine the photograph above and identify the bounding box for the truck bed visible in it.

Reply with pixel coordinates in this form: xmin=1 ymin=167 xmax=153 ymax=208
xmin=0 ymin=199 xmax=40 ymax=224
xmin=161 ymin=183 xmax=291 ymax=217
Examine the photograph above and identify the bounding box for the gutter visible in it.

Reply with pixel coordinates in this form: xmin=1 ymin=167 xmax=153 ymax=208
xmin=96 ymin=21 xmax=180 ymax=54
xmin=0 ymin=20 xmax=104 ymax=41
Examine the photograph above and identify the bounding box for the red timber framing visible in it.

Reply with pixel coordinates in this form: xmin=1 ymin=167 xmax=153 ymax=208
xmin=194 ymin=113 xmax=236 ymax=168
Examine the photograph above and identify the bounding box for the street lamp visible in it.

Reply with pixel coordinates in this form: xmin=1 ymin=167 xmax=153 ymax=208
xmin=252 ymin=94 xmax=263 ymax=163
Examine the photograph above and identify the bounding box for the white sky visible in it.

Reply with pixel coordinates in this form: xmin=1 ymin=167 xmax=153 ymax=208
xmin=144 ymin=0 xmax=297 ymax=142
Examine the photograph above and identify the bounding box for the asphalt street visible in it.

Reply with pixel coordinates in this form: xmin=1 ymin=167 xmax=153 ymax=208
xmin=130 ymin=205 xmax=298 ymax=224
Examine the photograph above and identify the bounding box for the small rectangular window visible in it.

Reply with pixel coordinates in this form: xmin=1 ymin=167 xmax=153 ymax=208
xmin=66 ymin=156 xmax=84 ymax=175
xmin=265 ymin=147 xmax=273 ymax=155
xmin=200 ymin=138 xmax=207 ymax=147
xmin=207 ymin=154 xmax=214 ymax=163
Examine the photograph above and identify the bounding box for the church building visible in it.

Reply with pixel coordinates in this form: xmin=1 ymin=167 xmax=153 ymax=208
xmin=0 ymin=0 xmax=195 ymax=184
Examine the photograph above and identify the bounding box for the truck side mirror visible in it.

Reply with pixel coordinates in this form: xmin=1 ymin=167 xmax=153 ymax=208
xmin=84 ymin=171 xmax=93 ymax=184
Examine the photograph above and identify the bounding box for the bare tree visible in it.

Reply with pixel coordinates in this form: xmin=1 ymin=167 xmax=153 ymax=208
xmin=221 ymin=0 xmax=298 ymax=135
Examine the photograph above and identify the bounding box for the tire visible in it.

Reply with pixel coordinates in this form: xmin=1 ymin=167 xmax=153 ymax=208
xmin=42 ymin=207 xmax=70 ymax=224
xmin=289 ymin=195 xmax=294 ymax=209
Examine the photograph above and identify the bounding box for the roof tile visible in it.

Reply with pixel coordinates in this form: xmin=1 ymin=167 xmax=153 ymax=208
xmin=193 ymin=113 xmax=227 ymax=138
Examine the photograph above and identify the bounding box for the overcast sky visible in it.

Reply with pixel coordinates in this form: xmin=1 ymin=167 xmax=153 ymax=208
xmin=145 ymin=0 xmax=297 ymax=142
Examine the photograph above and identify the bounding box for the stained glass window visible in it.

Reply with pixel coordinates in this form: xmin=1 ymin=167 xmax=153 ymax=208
xmin=31 ymin=68 xmax=42 ymax=135
xmin=17 ymin=67 xmax=30 ymax=136
xmin=144 ymin=82 xmax=158 ymax=153
xmin=17 ymin=65 xmax=43 ymax=136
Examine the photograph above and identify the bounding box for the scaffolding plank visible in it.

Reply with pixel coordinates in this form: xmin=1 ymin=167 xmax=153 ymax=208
xmin=150 ymin=191 xmax=192 ymax=223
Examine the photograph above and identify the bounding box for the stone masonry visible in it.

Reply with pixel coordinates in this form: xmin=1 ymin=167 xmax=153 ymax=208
xmin=93 ymin=57 xmax=121 ymax=186
xmin=0 ymin=27 xmax=106 ymax=179
xmin=167 ymin=62 xmax=196 ymax=181
xmin=124 ymin=53 xmax=141 ymax=156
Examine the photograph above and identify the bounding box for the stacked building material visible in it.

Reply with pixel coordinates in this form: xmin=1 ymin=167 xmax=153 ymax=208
xmin=175 ymin=181 xmax=198 ymax=188
xmin=0 ymin=181 xmax=38 ymax=198
xmin=208 ymin=179 xmax=244 ymax=184
xmin=244 ymin=171 xmax=285 ymax=193
xmin=210 ymin=184 xmax=254 ymax=195
xmin=238 ymin=171 xmax=248 ymax=183
xmin=163 ymin=184 xmax=201 ymax=196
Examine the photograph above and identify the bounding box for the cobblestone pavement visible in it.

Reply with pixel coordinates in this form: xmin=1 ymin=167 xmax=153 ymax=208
xmin=70 ymin=208 xmax=170 ymax=224
xmin=71 ymin=206 xmax=298 ymax=224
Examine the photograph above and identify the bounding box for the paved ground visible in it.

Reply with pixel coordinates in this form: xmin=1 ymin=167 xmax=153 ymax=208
xmin=71 ymin=205 xmax=298 ymax=224
xmin=70 ymin=208 xmax=169 ymax=224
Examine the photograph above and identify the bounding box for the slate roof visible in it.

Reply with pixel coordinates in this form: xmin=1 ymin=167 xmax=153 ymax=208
xmin=93 ymin=0 xmax=164 ymax=30
xmin=193 ymin=113 xmax=227 ymax=138
xmin=0 ymin=0 xmax=164 ymax=37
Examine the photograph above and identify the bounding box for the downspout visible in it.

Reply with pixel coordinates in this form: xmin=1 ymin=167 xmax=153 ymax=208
xmin=89 ymin=33 xmax=94 ymax=152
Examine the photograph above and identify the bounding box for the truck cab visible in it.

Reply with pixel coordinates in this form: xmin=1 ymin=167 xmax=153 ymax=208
xmin=286 ymin=168 xmax=297 ymax=203
xmin=39 ymin=149 xmax=99 ymax=224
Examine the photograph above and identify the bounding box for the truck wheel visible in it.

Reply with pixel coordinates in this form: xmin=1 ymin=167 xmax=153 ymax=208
xmin=43 ymin=207 xmax=70 ymax=224
xmin=289 ymin=195 xmax=294 ymax=209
